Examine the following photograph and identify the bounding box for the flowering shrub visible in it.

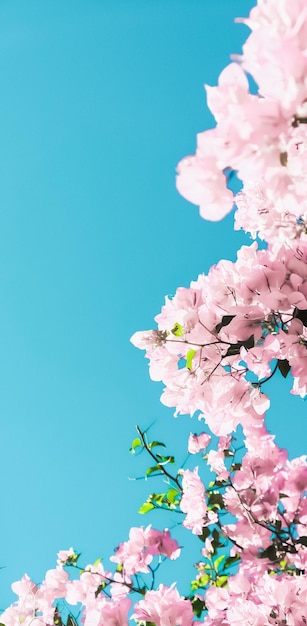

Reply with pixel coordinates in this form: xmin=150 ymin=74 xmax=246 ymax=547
xmin=3 ymin=0 xmax=307 ymax=624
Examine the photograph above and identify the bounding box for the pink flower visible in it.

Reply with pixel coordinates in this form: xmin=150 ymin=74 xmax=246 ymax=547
xmin=207 ymin=449 xmax=229 ymax=481
xmin=132 ymin=584 xmax=194 ymax=626
xmin=110 ymin=526 xmax=180 ymax=575
xmin=188 ymin=432 xmax=211 ymax=454
xmin=84 ymin=597 xmax=132 ymax=626
xmin=176 ymin=152 xmax=234 ymax=221
xmin=180 ymin=468 xmax=210 ymax=534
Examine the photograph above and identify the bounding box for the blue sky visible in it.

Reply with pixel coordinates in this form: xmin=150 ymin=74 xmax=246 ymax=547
xmin=0 ymin=0 xmax=304 ymax=611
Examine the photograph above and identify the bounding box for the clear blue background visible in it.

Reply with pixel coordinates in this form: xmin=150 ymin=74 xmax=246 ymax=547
xmin=0 ymin=0 xmax=305 ymax=610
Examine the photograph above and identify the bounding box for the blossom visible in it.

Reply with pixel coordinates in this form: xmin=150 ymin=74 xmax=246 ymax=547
xmin=188 ymin=432 xmax=211 ymax=454
xmin=132 ymin=585 xmax=194 ymax=626
xmin=179 ymin=468 xmax=211 ymax=534
xmin=110 ymin=526 xmax=180 ymax=575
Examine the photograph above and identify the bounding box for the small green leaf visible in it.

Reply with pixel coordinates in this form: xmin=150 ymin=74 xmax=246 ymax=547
xmin=208 ymin=492 xmax=224 ymax=510
xmin=294 ymin=307 xmax=307 ymax=327
xmin=146 ymin=465 xmax=161 ymax=477
xmin=214 ymin=479 xmax=227 ymax=487
xmin=154 ymin=493 xmax=166 ymax=504
xmin=156 ymin=454 xmax=175 ymax=465
xmin=259 ymin=545 xmax=277 ymax=561
xmin=130 ymin=437 xmax=142 ymax=454
xmin=216 ymin=575 xmax=228 ymax=587
xmin=167 ymin=488 xmax=180 ymax=504
xmin=171 ymin=322 xmax=184 ymax=337
xmin=224 ymin=554 xmax=241 ymax=569
xmin=191 ymin=597 xmax=206 ymax=617
xmin=198 ymin=526 xmax=210 ymax=542
xmin=53 ymin=609 xmax=64 ymax=626
xmin=67 ymin=617 xmax=78 ymax=626
xmin=297 ymin=536 xmax=307 ymax=547
xmin=148 ymin=441 xmax=166 ymax=450
xmin=215 ymin=315 xmax=235 ymax=334
xmin=186 ymin=349 xmax=196 ymax=371
xmin=277 ymin=359 xmax=291 ymax=378
xmin=225 ymin=335 xmax=254 ymax=357
xmin=230 ymin=463 xmax=242 ymax=472
xmin=191 ymin=579 xmax=199 ymax=591
xmin=138 ymin=502 xmax=155 ymax=514
xmin=95 ymin=582 xmax=106 ymax=598
xmin=214 ymin=554 xmax=226 ymax=571
xmin=93 ymin=557 xmax=102 ymax=568
xmin=223 ymin=449 xmax=234 ymax=457
xmin=197 ymin=573 xmax=210 ymax=587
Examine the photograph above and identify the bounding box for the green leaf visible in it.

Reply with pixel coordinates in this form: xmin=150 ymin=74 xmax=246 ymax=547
xmin=130 ymin=437 xmax=142 ymax=454
xmin=191 ymin=597 xmax=206 ymax=618
xmin=198 ymin=526 xmax=210 ymax=542
xmin=190 ymin=580 xmax=199 ymax=591
xmin=208 ymin=492 xmax=224 ymax=510
xmin=259 ymin=545 xmax=277 ymax=561
xmin=216 ymin=575 xmax=228 ymax=587
xmin=53 ymin=609 xmax=64 ymax=626
xmin=293 ymin=307 xmax=307 ymax=327
xmin=154 ymin=493 xmax=166 ymax=505
xmin=171 ymin=322 xmax=184 ymax=337
xmin=146 ymin=465 xmax=162 ymax=477
xmin=277 ymin=359 xmax=291 ymax=378
xmin=230 ymin=463 xmax=242 ymax=472
xmin=138 ymin=501 xmax=155 ymax=514
xmin=167 ymin=488 xmax=180 ymax=504
xmin=196 ymin=573 xmax=210 ymax=588
xmin=297 ymin=536 xmax=307 ymax=547
xmin=224 ymin=554 xmax=241 ymax=569
xmin=156 ymin=454 xmax=175 ymax=465
xmin=95 ymin=582 xmax=106 ymax=598
xmin=224 ymin=449 xmax=234 ymax=457
xmin=214 ymin=554 xmax=226 ymax=571
xmin=211 ymin=528 xmax=225 ymax=550
xmin=148 ymin=441 xmax=166 ymax=450
xmin=225 ymin=335 xmax=254 ymax=357
xmin=186 ymin=349 xmax=196 ymax=371
xmin=67 ymin=617 xmax=78 ymax=626
xmin=215 ymin=315 xmax=235 ymax=334
xmin=214 ymin=479 xmax=228 ymax=487
xmin=93 ymin=557 xmax=102 ymax=568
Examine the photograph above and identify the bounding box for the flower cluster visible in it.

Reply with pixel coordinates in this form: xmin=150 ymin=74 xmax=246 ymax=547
xmin=0 ymin=528 xmax=181 ymax=626
xmin=176 ymin=0 xmax=307 ymax=247
xmin=110 ymin=526 xmax=180 ymax=575
xmin=132 ymin=241 xmax=307 ymax=434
